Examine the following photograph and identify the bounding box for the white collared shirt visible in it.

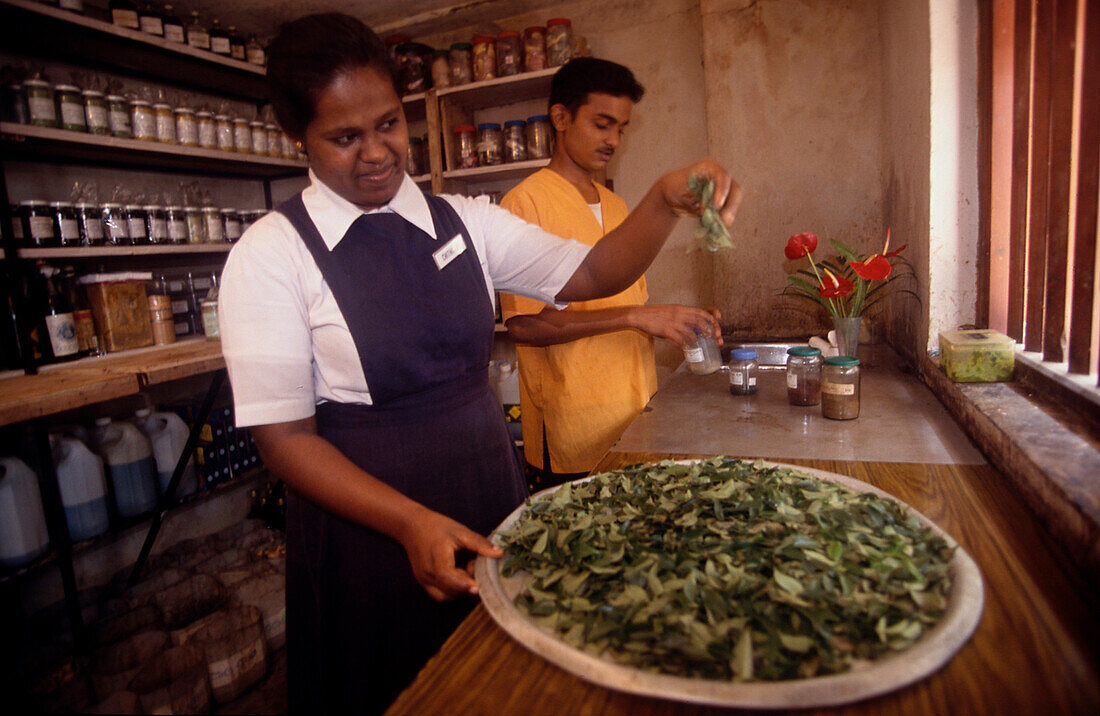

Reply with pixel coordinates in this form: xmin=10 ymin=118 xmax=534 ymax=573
xmin=219 ymin=172 xmax=589 ymax=427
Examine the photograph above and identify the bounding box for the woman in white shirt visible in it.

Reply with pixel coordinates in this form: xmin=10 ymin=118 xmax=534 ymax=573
xmin=218 ymin=12 xmax=741 ymax=715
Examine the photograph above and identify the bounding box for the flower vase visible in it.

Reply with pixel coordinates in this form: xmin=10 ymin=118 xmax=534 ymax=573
xmin=832 ymin=316 xmax=862 ymax=359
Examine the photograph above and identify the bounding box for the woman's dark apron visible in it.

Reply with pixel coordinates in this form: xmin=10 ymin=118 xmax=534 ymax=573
xmin=276 ymin=194 xmax=528 ymax=715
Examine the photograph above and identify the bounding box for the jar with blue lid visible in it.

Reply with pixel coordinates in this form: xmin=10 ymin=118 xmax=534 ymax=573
xmin=503 ymin=120 xmax=527 ymax=162
xmin=477 ymin=123 xmax=502 ymax=166
xmin=727 ymin=348 xmax=758 ymax=395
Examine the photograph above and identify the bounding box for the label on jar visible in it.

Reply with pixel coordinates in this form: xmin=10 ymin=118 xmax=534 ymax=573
xmin=165 ymin=25 xmax=185 ymax=43
xmin=151 ymin=218 xmax=168 ymax=241
xmin=250 ymin=131 xmax=268 ymax=154
xmin=247 ymin=47 xmax=265 ymax=65
xmin=59 ymin=218 xmax=80 ymax=242
xmin=140 ymin=16 xmax=164 ymax=35
xmin=225 ymin=218 xmax=241 ymax=240
xmin=787 ymin=372 xmax=799 ymax=389
xmin=211 ymin=37 xmax=231 ymax=55
xmin=109 ymin=107 xmax=131 ymax=135
xmin=822 ymin=382 xmax=856 ymax=395
xmin=188 ymin=30 xmax=211 ymax=50
xmin=204 ymin=213 xmax=225 ymax=241
xmin=86 ymin=103 xmax=108 ymax=129
xmin=234 ymin=124 xmax=251 ymax=151
xmin=112 ymin=10 xmax=139 ymax=29
xmin=730 ymin=371 xmax=745 ymax=386
xmin=133 ymin=110 xmax=155 ymax=139
xmin=60 ymin=100 xmax=85 ymax=127
xmin=177 ymin=118 xmax=198 ymax=145
xmin=106 ymin=218 xmax=128 ymax=241
xmin=128 ymin=216 xmax=146 ymax=239
xmin=171 ymin=299 xmax=190 ymax=314
xmin=167 ymin=218 xmax=187 ymax=241
xmin=155 ymin=113 xmax=175 ymax=142
xmin=198 ymin=121 xmax=216 ymax=147
xmin=45 ymin=313 xmax=79 ymax=356
xmin=683 ymin=346 xmax=703 ymax=363
xmin=29 ymin=216 xmax=54 ymax=239
xmin=81 ymin=214 xmax=104 ymax=241
xmin=27 ymin=95 xmax=57 ymax=123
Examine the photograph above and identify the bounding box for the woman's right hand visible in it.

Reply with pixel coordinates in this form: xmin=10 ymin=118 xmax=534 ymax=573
xmin=397 ymin=507 xmax=503 ymax=601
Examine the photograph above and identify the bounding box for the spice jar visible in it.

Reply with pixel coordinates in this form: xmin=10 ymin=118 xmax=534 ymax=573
xmin=822 ymin=356 xmax=861 ymax=420
xmin=174 ymin=107 xmax=197 ymax=146
xmin=55 ymin=84 xmax=86 ymax=131
xmin=50 ymin=202 xmax=80 ymax=246
xmin=20 ymin=201 xmax=56 ymax=246
xmin=786 ymin=346 xmax=823 ymax=406
xmin=472 ymin=37 xmax=497 ymax=82
xmin=233 ymin=117 xmax=252 ymax=153
xmin=200 ymin=300 xmax=219 ymax=338
xmin=148 ymin=294 xmax=175 ymax=345
xmin=100 ymin=203 xmax=130 ymax=244
xmin=196 ymin=111 xmax=215 ymax=148
xmin=215 ymin=114 xmax=234 ymax=151
xmin=395 ymin=42 xmax=433 ymax=95
xmin=449 ymin=43 xmax=473 ymax=85
xmin=221 ymin=208 xmax=241 ymax=242
xmin=683 ymin=329 xmax=722 ymax=375
xmin=153 ymin=103 xmax=175 ymax=143
xmin=202 ymin=206 xmax=224 ymax=242
xmin=130 ymin=99 xmax=155 ymax=140
xmin=430 ymin=49 xmax=451 ymax=90
xmin=143 ymin=205 xmax=168 ymax=243
xmin=406 ymin=136 xmax=424 ymax=176
xmin=523 ymin=26 xmax=547 ymax=71
xmin=74 ymin=202 xmax=105 ymax=245
xmin=184 ymin=206 xmax=206 ymax=243
xmin=727 ymin=348 xmax=759 ymax=395
xmin=124 ymin=205 xmax=148 ymax=244
xmin=265 ymin=124 xmax=282 ymax=157
xmin=82 ymin=89 xmax=109 ymax=135
xmin=477 ymin=123 xmax=503 ymax=166
xmin=453 ymin=125 xmax=477 ymax=168
xmin=23 ymin=79 xmax=58 ymax=127
xmin=503 ymin=120 xmax=527 ymax=163
xmin=164 ymin=205 xmax=188 ymax=243
xmin=107 ymin=94 xmax=131 ymax=137
xmin=249 ymin=120 xmax=268 ymax=155
xmin=525 ymin=115 xmax=552 ymax=159
xmin=546 ymin=18 xmax=574 ymax=67
xmin=496 ymin=31 xmax=522 ymax=76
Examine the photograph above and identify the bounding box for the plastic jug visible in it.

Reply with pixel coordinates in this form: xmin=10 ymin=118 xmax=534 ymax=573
xmin=133 ymin=408 xmax=197 ymax=498
xmin=51 ymin=432 xmax=110 ymax=541
xmin=92 ymin=417 xmax=158 ymax=518
xmin=0 ymin=457 xmax=51 ymax=567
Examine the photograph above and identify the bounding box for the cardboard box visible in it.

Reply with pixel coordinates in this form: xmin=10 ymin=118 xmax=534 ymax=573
xmin=939 ymin=329 xmax=1016 ymax=382
xmin=80 ymin=274 xmax=154 ymax=352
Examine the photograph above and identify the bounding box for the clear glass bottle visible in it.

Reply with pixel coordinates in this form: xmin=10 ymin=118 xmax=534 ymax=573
xmin=162 ymin=4 xmax=184 ymax=43
xmin=74 ymin=202 xmax=105 ymax=246
xmin=100 ymin=202 xmax=129 ymax=244
xmin=186 ymin=11 xmax=210 ymax=51
xmin=245 ymin=33 xmax=265 ymax=66
xmin=143 ymin=204 xmax=168 ymax=243
xmin=228 ymin=26 xmax=246 ymax=61
xmin=683 ymin=328 xmax=722 ymax=375
xmin=221 ymin=209 xmax=241 ymax=242
xmin=249 ymin=120 xmax=268 ymax=154
xmin=727 ymin=348 xmax=759 ymax=395
xmin=202 ymin=206 xmax=225 ymax=243
xmin=184 ymin=206 xmax=206 ymax=243
xmin=786 ymin=346 xmax=823 ymax=406
xmin=20 ymin=201 xmax=56 ymax=247
xmin=137 ymin=1 xmax=163 ymax=36
xmin=174 ymin=107 xmax=197 ymax=146
xmin=124 ymin=205 xmax=148 ymax=244
xmin=50 ymin=202 xmax=80 ymax=247
xmin=431 ymin=49 xmax=451 ymax=89
xmin=130 ymin=99 xmax=155 ymax=140
xmin=38 ymin=264 xmax=79 ymax=363
xmin=153 ymin=102 xmax=175 ymax=143
xmin=233 ymin=117 xmax=252 ymax=153
xmin=209 ymin=19 xmax=231 ymax=56
xmin=23 ymin=79 xmax=57 ymax=128
xmin=214 ymin=114 xmax=234 ymax=151
xmin=164 ymin=205 xmax=188 ymax=244
xmin=196 ymin=111 xmax=216 ymax=148
xmin=822 ymin=356 xmax=861 ymax=420
xmin=109 ymin=0 xmax=139 ymax=30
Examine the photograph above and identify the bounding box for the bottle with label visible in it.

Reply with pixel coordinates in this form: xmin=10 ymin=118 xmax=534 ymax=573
xmin=186 ymin=11 xmax=211 ymax=51
xmin=727 ymin=348 xmax=759 ymax=395
xmin=209 ymin=19 xmax=231 ymax=56
xmin=201 ymin=272 xmax=219 ymax=338
xmin=109 ymin=0 xmax=140 ymax=30
xmin=821 ymin=356 xmax=861 ymax=420
xmin=683 ymin=328 xmax=722 ymax=375
xmin=137 ymin=1 xmax=163 ymax=36
xmin=62 ymin=265 xmax=100 ymax=357
xmin=38 ymin=264 xmax=80 ymax=363
xmin=245 ymin=33 xmax=265 ymax=66
xmin=162 ymin=4 xmax=185 ymax=43
xmin=228 ymin=26 xmax=247 ymax=61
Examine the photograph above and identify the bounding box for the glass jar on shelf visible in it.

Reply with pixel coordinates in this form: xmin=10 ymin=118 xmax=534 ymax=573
xmin=23 ymin=79 xmax=57 ymax=128
xmin=525 ymin=115 xmax=552 ymax=159
xmin=162 ymin=4 xmax=184 ymax=43
xmin=233 ymin=117 xmax=252 ymax=152
xmin=249 ymin=120 xmax=268 ymax=155
xmin=246 ymin=33 xmax=266 ymax=66
xmin=395 ymin=42 xmax=433 ymax=95
xmin=143 ymin=204 xmax=168 ymax=243
xmin=107 ymin=94 xmax=131 ymax=137
xmin=472 ymin=37 xmax=496 ymax=82
xmin=74 ymin=202 xmax=105 ymax=245
xmin=229 ymin=27 xmax=246 ymax=61
xmin=222 ymin=209 xmax=241 ymax=242
xmin=82 ymin=89 xmax=109 ymax=135
xmin=546 ymin=18 xmax=574 ymax=67
xmin=786 ymin=346 xmax=823 ymax=406
xmin=523 ymin=26 xmax=547 ymax=71
xmin=175 ymin=107 xmax=197 ymax=146
xmin=477 ymin=123 xmax=502 ymax=166
xmin=109 ymin=0 xmax=139 ymax=30
xmin=431 ymin=49 xmax=451 ymax=90
xmin=50 ymin=202 xmax=80 ymax=247
xmin=496 ymin=31 xmax=522 ymax=76
xmin=821 ymin=356 xmax=861 ymax=420
xmin=209 ymin=19 xmax=231 ymax=56
xmin=406 ymin=136 xmax=424 ymax=176
xmin=265 ymin=124 xmax=282 ymax=157
xmin=453 ymin=125 xmax=477 ymax=168
xmin=215 ymin=114 xmax=234 ymax=151
xmin=100 ymin=202 xmax=130 ymax=244
xmin=130 ymin=99 xmax=155 ymax=140
xmin=196 ymin=111 xmax=216 ymax=148
xmin=202 ymin=206 xmax=225 ymax=243
xmin=20 ymin=201 xmax=56 ymax=247
xmin=153 ymin=102 xmax=176 ymax=143
xmin=727 ymin=348 xmax=759 ymax=395
xmin=449 ymin=42 xmax=473 ymax=85
xmin=164 ymin=205 xmax=188 ymax=243
xmin=503 ymin=120 xmax=527 ymax=163
xmin=186 ymin=11 xmax=210 ymax=51
xmin=124 ymin=205 xmax=148 ymax=244
xmin=55 ymin=84 xmax=86 ymax=132
xmin=138 ymin=1 xmax=163 ymax=36
xmin=184 ymin=206 xmax=206 ymax=243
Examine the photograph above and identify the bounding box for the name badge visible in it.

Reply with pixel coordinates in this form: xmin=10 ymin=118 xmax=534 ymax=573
xmin=432 ymin=233 xmax=466 ymax=270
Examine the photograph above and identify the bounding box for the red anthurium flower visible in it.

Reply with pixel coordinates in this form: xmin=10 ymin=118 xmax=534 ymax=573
xmin=819 ymin=268 xmax=854 ymax=298
xmin=850 ymin=254 xmax=892 ymax=280
xmin=785 ymin=232 xmax=819 ymax=260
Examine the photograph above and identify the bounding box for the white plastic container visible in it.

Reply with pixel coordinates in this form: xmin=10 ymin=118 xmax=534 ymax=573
xmin=93 ymin=417 xmax=159 ymax=518
xmin=51 ymin=432 xmax=110 ymax=541
xmin=0 ymin=457 xmax=51 ymax=567
xmin=133 ymin=408 xmax=197 ymax=498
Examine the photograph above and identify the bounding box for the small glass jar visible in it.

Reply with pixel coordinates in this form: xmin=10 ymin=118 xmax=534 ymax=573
xmin=477 ymin=123 xmax=503 ymax=166
xmin=245 ymin=33 xmax=265 ymax=66
xmin=546 ymin=18 xmax=574 ymax=67
xmin=130 ymin=99 xmax=155 ymax=140
xmin=20 ymin=200 xmax=56 ymax=246
xmin=196 ymin=111 xmax=216 ymax=148
xmin=496 ymin=31 xmax=522 ymax=77
xmin=523 ymin=26 xmax=548 ymax=71
xmin=822 ymin=356 xmax=861 ymax=420
xmin=214 ymin=114 xmax=234 ymax=151
xmin=265 ymin=124 xmax=282 ymax=157
xmin=249 ymin=121 xmax=268 ymax=154
xmin=200 ymin=300 xmax=219 ymax=338
xmin=153 ymin=102 xmax=175 ymax=143
xmin=143 ymin=205 xmax=168 ymax=243
xmin=82 ymin=89 xmax=109 ymax=135
xmin=107 ymin=94 xmax=132 ymax=137
xmin=110 ymin=0 xmax=139 ymax=29
xmin=74 ymin=202 xmax=105 ymax=245
xmin=280 ymin=132 xmax=295 ymax=159
xmin=449 ymin=42 xmax=473 ymax=85
xmin=55 ymin=84 xmax=86 ymax=131
xmin=162 ymin=5 xmax=184 ymax=43
xmin=50 ymin=202 xmax=80 ymax=246
xmin=221 ymin=208 xmax=241 ymax=242
xmin=395 ymin=42 xmax=432 ymax=95
xmin=202 ymin=206 xmax=225 ymax=242
xmin=431 ymin=49 xmax=451 ymax=90
xmin=472 ymin=36 xmax=497 ymax=82
xmin=138 ymin=3 xmax=163 ymax=36
xmin=164 ymin=205 xmax=188 ymax=244
xmin=23 ymin=79 xmax=58 ymax=127
xmin=683 ymin=329 xmax=722 ymax=375
xmin=786 ymin=346 xmax=823 ymax=406
xmin=503 ymin=120 xmax=527 ymax=163
xmin=233 ymin=117 xmax=252 ymax=153
xmin=454 ymin=125 xmax=478 ymax=168
xmin=184 ymin=206 xmax=206 ymax=243
xmin=525 ymin=115 xmax=552 ymax=159
xmin=125 ymin=205 xmax=148 ymax=244
xmin=229 ymin=27 xmax=246 ymax=61
xmin=727 ymin=348 xmax=759 ymax=395
xmin=174 ymin=107 xmax=198 ymax=146
xmin=100 ymin=202 xmax=130 ymax=244
xmin=406 ymin=136 xmax=424 ymax=176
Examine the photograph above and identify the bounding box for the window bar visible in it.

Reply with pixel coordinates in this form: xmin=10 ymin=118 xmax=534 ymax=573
xmin=1007 ymin=0 xmax=1035 ymax=342
xmin=1025 ymin=0 xmax=1055 ymax=353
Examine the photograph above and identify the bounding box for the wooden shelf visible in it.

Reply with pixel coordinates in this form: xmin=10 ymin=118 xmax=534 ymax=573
xmin=0 ymin=0 xmax=269 ymax=102
xmin=1 ymin=123 xmax=309 ymax=178
xmin=403 ymin=92 xmax=427 ymax=123
xmin=444 ymin=158 xmax=550 ymax=183
xmin=437 ymin=68 xmax=557 ymax=108
xmin=17 ymin=244 xmax=233 ymax=259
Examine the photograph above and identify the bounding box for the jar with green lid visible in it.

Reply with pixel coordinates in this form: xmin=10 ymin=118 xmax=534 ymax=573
xmin=50 ymin=202 xmax=80 ymax=246
xmin=153 ymin=103 xmax=175 ymax=143
xmin=202 ymin=206 xmax=225 ymax=242
xmin=786 ymin=346 xmax=823 ymax=406
xmin=265 ymin=124 xmax=282 ymax=157
xmin=20 ymin=201 xmax=56 ymax=246
xmin=124 ymin=205 xmax=148 ymax=244
xmin=546 ymin=18 xmax=574 ymax=67
xmin=55 ymin=84 xmax=86 ymax=132
xmin=82 ymin=89 xmax=109 ymax=134
xmin=175 ymin=107 xmax=197 ymax=146
xmin=431 ymin=49 xmax=451 ymax=89
xmin=449 ymin=43 xmax=473 ymax=85
xmin=233 ymin=117 xmax=252 ymax=153
xmin=164 ymin=205 xmax=188 ymax=243
xmin=822 ymin=356 xmax=861 ymax=420
xmin=222 ymin=209 xmax=241 ymax=241
xmin=130 ymin=99 xmax=155 ymax=140
xmin=215 ymin=114 xmax=234 ymax=151
xmin=525 ymin=115 xmax=552 ymax=159
xmin=23 ymin=80 xmax=57 ymax=127
xmin=249 ymin=121 xmax=268 ymax=154
xmin=100 ymin=203 xmax=130 ymax=244
xmin=143 ymin=205 xmax=168 ymax=243
xmin=184 ymin=206 xmax=206 ymax=243
xmin=196 ymin=111 xmax=216 ymax=148
xmin=107 ymin=94 xmax=131 ymax=137
xmin=727 ymin=348 xmax=759 ymax=395
xmin=74 ymin=203 xmax=104 ymax=245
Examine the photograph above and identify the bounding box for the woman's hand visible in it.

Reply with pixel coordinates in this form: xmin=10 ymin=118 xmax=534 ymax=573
xmin=630 ymin=305 xmax=723 ymax=347
xmin=659 ymin=157 xmax=743 ymax=227
xmin=397 ymin=506 xmax=503 ymax=601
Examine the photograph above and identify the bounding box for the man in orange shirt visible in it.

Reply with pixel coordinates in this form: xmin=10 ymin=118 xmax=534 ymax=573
xmin=500 ymin=58 xmax=721 ymax=489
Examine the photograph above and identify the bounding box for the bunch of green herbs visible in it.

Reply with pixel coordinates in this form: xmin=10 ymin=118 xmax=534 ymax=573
xmin=497 ymin=458 xmax=954 ymax=681
xmin=688 ymin=174 xmax=733 ymax=252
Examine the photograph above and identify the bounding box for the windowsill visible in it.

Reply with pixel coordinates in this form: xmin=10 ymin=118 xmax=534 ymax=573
xmin=917 ymin=353 xmax=1100 ymax=574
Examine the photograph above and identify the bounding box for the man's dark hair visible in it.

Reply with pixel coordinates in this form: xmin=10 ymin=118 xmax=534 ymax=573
xmin=267 ymin=13 xmax=397 ymax=139
xmin=548 ymin=57 xmax=645 ymax=116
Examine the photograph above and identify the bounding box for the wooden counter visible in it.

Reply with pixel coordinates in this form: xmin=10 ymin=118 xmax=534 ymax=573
xmin=387 ymin=453 xmax=1100 ymax=715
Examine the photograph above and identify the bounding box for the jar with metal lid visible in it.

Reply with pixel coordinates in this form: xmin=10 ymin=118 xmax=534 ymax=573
xmin=124 ymin=205 xmax=148 ymax=244
xmin=100 ymin=202 xmax=130 ymax=244
xmin=453 ymin=125 xmax=477 ymax=168
xmin=523 ymin=26 xmax=547 ymax=71
xmin=248 ymin=121 xmax=268 ymax=154
xmin=23 ymin=79 xmax=58 ymax=127
xmin=164 ymin=205 xmax=188 ymax=244
xmin=221 ymin=209 xmax=241 ymax=242
xmin=449 ymin=43 xmax=473 ymax=85
xmin=184 ymin=206 xmax=206 ymax=243
xmin=786 ymin=346 xmax=823 ymax=406
xmin=130 ymin=99 xmax=155 ymax=140
xmin=107 ymin=94 xmax=131 ymax=137
xmin=546 ymin=18 xmax=574 ymax=67
xmin=20 ymin=201 xmax=56 ymax=246
xmin=683 ymin=329 xmax=722 ymax=375
xmin=214 ymin=114 xmax=234 ymax=151
xmin=727 ymin=348 xmax=759 ymax=395
xmin=525 ymin=115 xmax=552 ymax=159
xmin=503 ymin=120 xmax=527 ymax=163
xmin=143 ymin=205 xmax=168 ymax=243
xmin=265 ymin=124 xmax=282 ymax=157
xmin=196 ymin=111 xmax=216 ymax=148
xmin=280 ymin=132 xmax=295 ymax=159
xmin=74 ymin=202 xmax=104 ymax=245
xmin=472 ymin=37 xmax=496 ymax=82
xmin=233 ymin=117 xmax=252 ymax=153
xmin=202 ymin=206 xmax=225 ymax=242
xmin=430 ymin=49 xmax=451 ymax=90
xmin=174 ymin=107 xmax=197 ymax=146
xmin=477 ymin=123 xmax=502 ymax=166
xmin=82 ymin=89 xmax=109 ymax=135
xmin=55 ymin=84 xmax=86 ymax=131
xmin=821 ymin=356 xmax=861 ymax=420
xmin=406 ymin=136 xmax=424 ymax=176
xmin=153 ymin=103 xmax=175 ymax=143
xmin=496 ymin=31 xmax=522 ymax=76
xmin=50 ymin=202 xmax=80 ymax=246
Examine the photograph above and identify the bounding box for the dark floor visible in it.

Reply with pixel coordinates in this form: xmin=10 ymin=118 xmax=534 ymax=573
xmin=215 ymin=646 xmax=286 ymax=715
